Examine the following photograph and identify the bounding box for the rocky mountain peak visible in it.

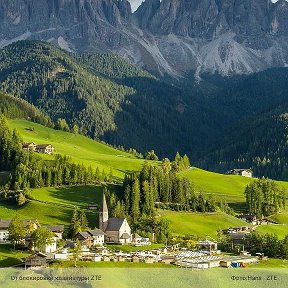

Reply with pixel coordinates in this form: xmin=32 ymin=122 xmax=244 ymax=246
xmin=0 ymin=0 xmax=288 ymax=78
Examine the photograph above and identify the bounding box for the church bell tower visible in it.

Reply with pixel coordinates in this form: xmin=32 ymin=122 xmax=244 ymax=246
xmin=99 ymin=192 xmax=109 ymax=231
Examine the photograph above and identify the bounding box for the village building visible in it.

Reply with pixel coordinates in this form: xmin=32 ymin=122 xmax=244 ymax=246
xmin=0 ymin=219 xmax=11 ymax=243
xmin=76 ymin=229 xmax=105 ymax=248
xmin=22 ymin=142 xmax=36 ymax=151
xmin=237 ymin=213 xmax=257 ymax=225
xmin=25 ymin=252 xmax=47 ymax=270
xmin=45 ymin=225 xmax=65 ymax=240
xmin=35 ymin=144 xmax=55 ymax=155
xmin=99 ymin=193 xmax=132 ymax=244
xmin=227 ymin=169 xmax=253 ymax=178
xmin=197 ymin=240 xmax=218 ymax=253
xmin=88 ymin=229 xmax=105 ymax=245
xmin=132 ymin=233 xmax=151 ymax=246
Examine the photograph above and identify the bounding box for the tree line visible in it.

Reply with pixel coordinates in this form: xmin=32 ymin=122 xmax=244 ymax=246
xmin=0 ymin=114 xmax=111 ymax=192
xmin=244 ymin=178 xmax=286 ymax=217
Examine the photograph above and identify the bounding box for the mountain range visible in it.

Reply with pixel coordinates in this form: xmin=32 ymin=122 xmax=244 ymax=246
xmin=1 ymin=0 xmax=288 ymax=78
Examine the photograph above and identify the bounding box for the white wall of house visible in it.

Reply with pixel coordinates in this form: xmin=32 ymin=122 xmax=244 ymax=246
xmin=241 ymin=171 xmax=252 ymax=178
xmin=0 ymin=230 xmax=9 ymax=242
xmin=45 ymin=238 xmax=57 ymax=253
xmin=92 ymin=235 xmax=105 ymax=246
xmin=54 ymin=232 xmax=63 ymax=240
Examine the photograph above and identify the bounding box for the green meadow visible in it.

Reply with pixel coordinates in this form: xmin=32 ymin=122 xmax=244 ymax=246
xmin=8 ymin=119 xmax=146 ymax=179
xmin=0 ymin=245 xmax=30 ymax=267
xmin=256 ymin=225 xmax=288 ymax=240
xmin=179 ymin=168 xmax=288 ymax=212
xmin=269 ymin=213 xmax=288 ymax=225
xmin=0 ymin=185 xmax=105 ymax=226
xmin=159 ymin=210 xmax=249 ymax=238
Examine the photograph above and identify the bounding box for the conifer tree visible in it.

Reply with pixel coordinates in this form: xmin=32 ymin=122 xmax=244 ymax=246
xmin=131 ymin=178 xmax=141 ymax=222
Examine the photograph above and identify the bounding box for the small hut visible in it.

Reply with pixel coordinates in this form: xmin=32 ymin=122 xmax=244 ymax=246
xmin=25 ymin=252 xmax=47 ymax=269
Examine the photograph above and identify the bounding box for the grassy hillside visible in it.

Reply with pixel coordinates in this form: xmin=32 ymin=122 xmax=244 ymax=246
xmin=256 ymin=225 xmax=288 ymax=240
xmin=8 ymin=119 xmax=146 ymax=179
xmin=159 ymin=210 xmax=249 ymax=238
xmin=268 ymin=213 xmax=288 ymax=224
xmin=0 ymin=245 xmax=30 ymax=267
xmin=180 ymin=168 xmax=288 ymax=212
xmin=32 ymin=185 xmax=103 ymax=209
xmin=0 ymin=186 xmax=102 ymax=226
xmin=179 ymin=168 xmax=251 ymax=201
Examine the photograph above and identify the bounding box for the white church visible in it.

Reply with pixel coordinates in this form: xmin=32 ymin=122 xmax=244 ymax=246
xmin=99 ymin=194 xmax=132 ymax=244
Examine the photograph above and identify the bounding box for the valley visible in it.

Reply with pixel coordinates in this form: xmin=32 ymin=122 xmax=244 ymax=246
xmin=0 ymin=0 xmax=288 ymax=278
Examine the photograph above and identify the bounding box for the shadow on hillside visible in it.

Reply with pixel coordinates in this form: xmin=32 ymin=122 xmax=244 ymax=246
xmin=40 ymin=186 xmax=103 ymax=208
xmin=0 ymin=257 xmax=23 ymax=268
xmin=102 ymin=76 xmax=211 ymax=160
xmin=229 ymin=202 xmax=247 ymax=214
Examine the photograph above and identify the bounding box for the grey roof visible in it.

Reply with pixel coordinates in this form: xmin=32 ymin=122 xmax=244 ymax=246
xmin=26 ymin=252 xmax=47 ymax=260
xmin=77 ymin=231 xmax=91 ymax=240
xmin=0 ymin=219 xmax=38 ymax=229
xmin=88 ymin=229 xmax=105 ymax=236
xmin=106 ymin=218 xmax=126 ymax=231
xmin=229 ymin=169 xmax=252 ymax=173
xmin=120 ymin=233 xmax=130 ymax=239
xmin=45 ymin=225 xmax=64 ymax=233
xmin=0 ymin=219 xmax=11 ymax=229
xmin=22 ymin=142 xmax=36 ymax=148
xmin=36 ymin=144 xmax=53 ymax=149
xmin=229 ymin=233 xmax=249 ymax=240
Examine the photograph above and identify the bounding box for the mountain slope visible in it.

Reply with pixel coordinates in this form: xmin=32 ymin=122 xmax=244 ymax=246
xmin=199 ymin=103 xmax=288 ymax=180
xmin=0 ymin=90 xmax=52 ymax=126
xmin=0 ymin=0 xmax=288 ymax=77
xmin=0 ymin=41 xmax=228 ymax=159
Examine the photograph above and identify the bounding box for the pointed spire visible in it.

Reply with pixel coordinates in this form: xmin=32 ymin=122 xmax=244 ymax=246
xmin=101 ymin=192 xmax=108 ymax=213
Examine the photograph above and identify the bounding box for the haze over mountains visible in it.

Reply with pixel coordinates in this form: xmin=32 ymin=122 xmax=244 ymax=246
xmin=1 ymin=0 xmax=288 ymax=78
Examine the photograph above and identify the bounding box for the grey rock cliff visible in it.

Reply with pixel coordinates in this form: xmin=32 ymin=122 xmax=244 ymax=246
xmin=0 ymin=0 xmax=288 ymax=78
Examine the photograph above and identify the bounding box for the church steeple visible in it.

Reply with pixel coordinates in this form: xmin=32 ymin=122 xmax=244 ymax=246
xmin=99 ymin=192 xmax=109 ymax=231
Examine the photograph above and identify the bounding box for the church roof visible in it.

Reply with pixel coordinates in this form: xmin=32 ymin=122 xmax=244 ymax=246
xmin=106 ymin=218 xmax=126 ymax=231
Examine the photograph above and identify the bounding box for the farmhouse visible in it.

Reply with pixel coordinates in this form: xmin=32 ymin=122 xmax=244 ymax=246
xmin=0 ymin=219 xmax=10 ymax=243
xmin=45 ymin=225 xmax=64 ymax=240
xmin=25 ymin=252 xmax=47 ymax=269
xmin=35 ymin=144 xmax=55 ymax=155
xmin=76 ymin=229 xmax=105 ymax=248
xmin=99 ymin=193 xmax=132 ymax=244
xmin=227 ymin=169 xmax=253 ymax=178
xmin=238 ymin=213 xmax=257 ymax=224
xmin=22 ymin=142 xmax=36 ymax=151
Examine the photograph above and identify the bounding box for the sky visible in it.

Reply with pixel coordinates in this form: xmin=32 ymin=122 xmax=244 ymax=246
xmin=129 ymin=0 xmax=284 ymax=13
